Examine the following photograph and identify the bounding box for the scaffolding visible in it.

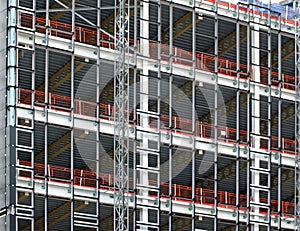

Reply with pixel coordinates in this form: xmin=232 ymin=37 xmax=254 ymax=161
xmin=0 ymin=0 xmax=299 ymax=230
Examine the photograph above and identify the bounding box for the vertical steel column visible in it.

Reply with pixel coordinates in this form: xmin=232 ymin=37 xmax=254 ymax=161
xmin=168 ymin=3 xmax=173 ymax=231
xmin=295 ymin=1 xmax=300 ymax=230
xmin=249 ymin=2 xmax=261 ymax=229
xmin=245 ymin=1 xmax=251 ymax=229
xmin=5 ymin=1 xmax=17 ymax=214
xmin=276 ymin=11 xmax=282 ymax=230
xmin=70 ymin=0 xmax=75 ymax=230
xmin=248 ymin=2 xmax=272 ymax=230
xmin=114 ymin=0 xmax=130 ymax=230
xmin=213 ymin=2 xmax=219 ymax=230
xmin=157 ymin=4 xmax=162 ymax=230
xmin=133 ymin=0 xmax=138 ymax=229
xmin=140 ymin=0 xmax=149 ymax=224
xmin=134 ymin=1 xmax=160 ymax=229
xmin=0 ymin=0 xmax=8 ymax=226
xmin=250 ymin=4 xmax=262 ymax=229
xmin=266 ymin=3 xmax=272 ymax=228
xmin=7 ymin=0 xmax=17 ymax=128
xmin=137 ymin=0 xmax=150 ymax=229
xmin=96 ymin=0 xmax=101 ymax=228
xmin=251 ymin=17 xmax=261 ymax=230
xmin=235 ymin=11 xmax=240 ymax=231
xmin=15 ymin=0 xmax=36 ymax=229
xmin=30 ymin=1 xmax=36 ymax=229
xmin=191 ymin=2 xmax=196 ymax=230
xmin=157 ymin=2 xmax=161 ymax=229
xmin=44 ymin=0 xmax=50 ymax=229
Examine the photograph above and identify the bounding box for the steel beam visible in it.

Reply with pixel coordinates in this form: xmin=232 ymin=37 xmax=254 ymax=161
xmin=37 ymin=60 xmax=70 ymax=91
xmin=261 ymin=104 xmax=294 ymax=133
xmin=100 ymin=73 xmax=192 ymax=112
xmin=101 ymin=147 xmax=200 ymax=185
xmin=162 ymin=218 xmax=246 ymax=231
xmin=21 ymin=200 xmax=87 ymax=231
xmin=270 ymin=168 xmax=294 ymax=189
xmin=51 ymin=0 xmax=80 ymax=21
xmin=35 ymin=131 xmax=70 ymax=163
xmin=161 ymin=217 xmax=192 ymax=231
xmin=100 ymin=213 xmax=135 ymax=230
xmin=35 ymin=130 xmax=87 ymax=163
xmin=207 ymin=26 xmax=247 ymax=57
xmin=101 ymin=11 xmax=115 ymax=33
xmin=161 ymin=12 xmax=200 ymax=44
xmin=49 ymin=62 xmax=85 ymax=92
xmin=37 ymin=7 xmax=120 ymax=95
xmin=261 ymin=39 xmax=294 ymax=67
xmin=198 ymin=159 xmax=294 ymax=193
xmin=36 ymin=60 xmax=85 ymax=92
xmin=100 ymin=70 xmax=137 ymax=102
xmin=201 ymin=92 xmax=247 ymax=123
xmin=197 ymin=161 xmax=247 ymax=189
xmin=100 ymin=214 xmax=113 ymax=230
xmin=158 ymin=81 xmax=192 ymax=113
xmin=40 ymin=0 xmax=67 ymax=19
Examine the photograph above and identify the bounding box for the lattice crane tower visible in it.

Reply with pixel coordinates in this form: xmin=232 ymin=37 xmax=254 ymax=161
xmin=114 ymin=0 xmax=130 ymax=230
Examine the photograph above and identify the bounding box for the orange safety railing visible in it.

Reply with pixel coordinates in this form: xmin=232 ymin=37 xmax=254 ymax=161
xmin=18 ymin=13 xmax=297 ymax=92
xmin=18 ymin=88 xmax=297 ymax=155
xmin=17 ymin=160 xmax=295 ymax=217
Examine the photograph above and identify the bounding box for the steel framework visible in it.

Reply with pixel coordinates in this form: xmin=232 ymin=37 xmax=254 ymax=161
xmin=0 ymin=0 xmax=299 ymax=230
xmin=114 ymin=0 xmax=130 ymax=230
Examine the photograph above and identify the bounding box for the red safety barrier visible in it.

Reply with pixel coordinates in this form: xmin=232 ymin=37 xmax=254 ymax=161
xmin=18 ymin=89 xmax=297 ymax=155
xmin=18 ymin=13 xmax=297 ymax=92
xmin=17 ymin=160 xmax=296 ymax=217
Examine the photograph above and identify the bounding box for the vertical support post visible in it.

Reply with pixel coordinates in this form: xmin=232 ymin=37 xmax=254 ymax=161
xmin=44 ymin=1 xmax=50 ymax=229
xmin=6 ymin=1 xmax=18 ymax=228
xmin=139 ymin=1 xmax=149 ymax=227
xmin=266 ymin=3 xmax=272 ymax=227
xmin=245 ymin=2 xmax=251 ymax=229
xmin=251 ymin=17 xmax=261 ymax=231
xmin=168 ymin=3 xmax=173 ymax=231
xmin=7 ymin=0 xmax=17 ymax=127
xmin=235 ymin=14 xmax=240 ymax=231
xmin=247 ymin=2 xmax=262 ymax=230
xmin=114 ymin=0 xmax=130 ymax=230
xmin=157 ymin=2 xmax=161 ymax=228
xmin=0 ymin=0 xmax=8 ymax=227
xmin=295 ymin=1 xmax=300 ymax=230
xmin=70 ymin=0 xmax=75 ymax=230
xmin=134 ymin=1 xmax=160 ymax=230
xmin=213 ymin=2 xmax=219 ymax=230
xmin=96 ymin=0 xmax=101 ymax=226
xmin=251 ymin=18 xmax=261 ymax=218
xmin=191 ymin=2 xmax=196 ymax=230
xmin=133 ymin=0 xmax=138 ymax=229
xmin=277 ymin=11 xmax=282 ymax=230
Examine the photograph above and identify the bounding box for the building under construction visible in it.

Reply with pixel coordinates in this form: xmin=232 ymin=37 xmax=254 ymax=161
xmin=0 ymin=0 xmax=299 ymax=230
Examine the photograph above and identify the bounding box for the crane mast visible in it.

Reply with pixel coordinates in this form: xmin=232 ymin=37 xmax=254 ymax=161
xmin=114 ymin=0 xmax=130 ymax=230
